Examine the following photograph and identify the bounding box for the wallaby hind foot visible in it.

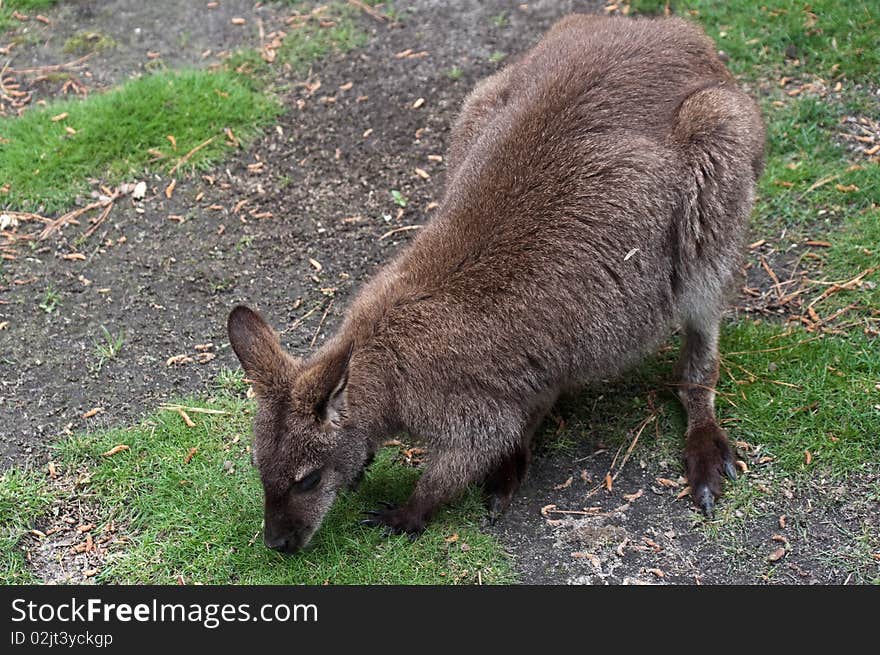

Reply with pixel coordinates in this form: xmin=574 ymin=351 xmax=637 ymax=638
xmin=675 ymin=310 xmax=738 ymax=517
xmin=684 ymin=423 xmax=738 ymax=518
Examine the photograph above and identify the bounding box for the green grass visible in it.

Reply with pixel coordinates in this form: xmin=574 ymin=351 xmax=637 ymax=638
xmin=390 ymin=189 xmax=407 ymax=207
xmin=0 ymin=0 xmax=57 ymax=32
xmin=37 ymin=285 xmax=61 ymax=313
xmin=276 ymin=11 xmax=367 ymax=73
xmin=0 ymin=397 xmax=513 ymax=585
xmin=0 ymin=1 xmax=376 ymax=213
xmin=492 ymin=12 xmax=508 ymax=28
xmin=719 ymin=323 xmax=879 ymax=472
xmin=214 ymin=366 xmax=249 ymax=395
xmin=0 ymin=70 xmax=280 ymax=212
xmin=820 ymin=211 xmax=880 ymax=315
xmin=0 ymin=468 xmax=56 ymax=584
xmin=631 ymin=0 xmax=880 ymax=84
xmin=447 ymin=66 xmax=463 ymax=80
xmin=756 ymin=95 xmax=879 ymax=233
xmin=91 ymin=325 xmax=125 ymax=373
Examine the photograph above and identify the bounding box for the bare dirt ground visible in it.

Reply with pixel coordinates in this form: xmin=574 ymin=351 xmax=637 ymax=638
xmin=4 ymin=0 xmax=289 ymax=101
xmin=2 ymin=0 xmax=877 ymax=584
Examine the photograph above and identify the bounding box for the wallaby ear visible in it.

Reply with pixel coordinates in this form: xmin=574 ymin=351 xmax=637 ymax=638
xmin=294 ymin=343 xmax=352 ymax=430
xmin=321 ymin=364 xmax=349 ymax=431
xmin=227 ymin=305 xmax=292 ymax=393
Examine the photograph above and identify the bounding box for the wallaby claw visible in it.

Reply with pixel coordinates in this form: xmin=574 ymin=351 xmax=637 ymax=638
xmin=723 ymin=459 xmax=738 ymax=481
xmin=685 ymin=423 xmax=737 ymax=518
xmin=360 ymin=503 xmax=426 ymax=538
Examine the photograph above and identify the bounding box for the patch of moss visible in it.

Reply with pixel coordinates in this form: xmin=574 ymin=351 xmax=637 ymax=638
xmin=62 ymin=31 xmax=117 ymax=55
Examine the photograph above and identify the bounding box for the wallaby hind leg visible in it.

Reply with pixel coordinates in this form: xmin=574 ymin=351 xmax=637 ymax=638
xmin=483 ymin=443 xmax=531 ymax=524
xmin=676 ymin=311 xmax=737 ymax=517
xmin=671 ymin=83 xmax=763 ymax=516
xmin=482 ymin=408 xmax=548 ymax=523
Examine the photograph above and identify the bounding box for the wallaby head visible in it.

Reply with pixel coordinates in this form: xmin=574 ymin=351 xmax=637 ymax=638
xmin=227 ymin=305 xmax=371 ymax=553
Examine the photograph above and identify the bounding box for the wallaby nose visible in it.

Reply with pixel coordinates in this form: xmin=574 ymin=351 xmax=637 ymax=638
xmin=264 ymin=532 xmax=299 ymax=554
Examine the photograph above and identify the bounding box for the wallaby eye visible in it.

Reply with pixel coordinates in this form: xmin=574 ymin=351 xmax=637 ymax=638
xmin=293 ymin=469 xmax=322 ymax=493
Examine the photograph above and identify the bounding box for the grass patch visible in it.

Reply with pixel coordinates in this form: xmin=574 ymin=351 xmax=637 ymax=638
xmin=447 ymin=66 xmax=463 ymax=80
xmin=0 ymin=468 xmax=57 ymax=584
xmin=631 ymin=0 xmax=880 ymax=84
xmin=719 ymin=322 xmax=879 ymax=472
xmin=819 ymin=211 xmax=880 ymax=315
xmin=1 ymin=397 xmax=515 ymax=585
xmin=37 ymin=285 xmax=61 ymax=313
xmin=752 ymin=91 xmax=878 ymax=329
xmin=0 ymin=1 xmax=376 ymax=213
xmin=91 ymin=325 xmax=125 ymax=374
xmin=277 ymin=10 xmax=367 ymax=73
xmin=755 ymin=94 xmax=879 ymax=233
xmin=0 ymin=0 xmax=56 ymax=32
xmin=0 ymin=70 xmax=280 ymax=212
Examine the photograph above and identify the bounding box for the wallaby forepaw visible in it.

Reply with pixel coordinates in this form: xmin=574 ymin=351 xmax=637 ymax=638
xmin=684 ymin=423 xmax=737 ymax=518
xmin=361 ymin=503 xmax=426 ymax=537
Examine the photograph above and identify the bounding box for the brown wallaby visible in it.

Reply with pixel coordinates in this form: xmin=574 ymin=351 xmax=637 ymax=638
xmin=228 ymin=14 xmax=765 ymax=553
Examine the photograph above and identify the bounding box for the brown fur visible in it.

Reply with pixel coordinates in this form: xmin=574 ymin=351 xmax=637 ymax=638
xmin=228 ymin=14 xmax=765 ymax=552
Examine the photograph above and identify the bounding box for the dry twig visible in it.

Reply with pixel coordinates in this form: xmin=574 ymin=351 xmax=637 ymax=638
xmin=348 ymin=0 xmax=387 ymax=22
xmin=310 ymin=300 xmax=334 ymax=348
xmin=379 ymin=225 xmax=421 ymax=240
xmin=168 ymin=136 xmax=217 ymax=175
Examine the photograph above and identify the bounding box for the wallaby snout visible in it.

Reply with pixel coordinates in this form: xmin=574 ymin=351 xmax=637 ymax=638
xmin=263 ymin=531 xmax=299 ymax=554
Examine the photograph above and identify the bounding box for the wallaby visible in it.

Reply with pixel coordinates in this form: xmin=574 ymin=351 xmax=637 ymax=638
xmin=228 ymin=14 xmax=765 ymax=553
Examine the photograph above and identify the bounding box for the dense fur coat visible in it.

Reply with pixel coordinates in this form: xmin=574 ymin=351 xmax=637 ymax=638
xmin=229 ymin=14 xmax=765 ymax=552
